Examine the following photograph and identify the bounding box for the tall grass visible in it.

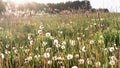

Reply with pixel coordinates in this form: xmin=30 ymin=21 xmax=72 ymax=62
xmin=0 ymin=13 xmax=120 ymax=68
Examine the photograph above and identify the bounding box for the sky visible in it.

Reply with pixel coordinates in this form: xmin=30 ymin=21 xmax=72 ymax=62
xmin=3 ymin=0 xmax=120 ymax=12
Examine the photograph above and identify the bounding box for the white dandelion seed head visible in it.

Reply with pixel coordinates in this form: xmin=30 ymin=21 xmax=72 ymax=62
xmin=109 ymin=56 xmax=118 ymax=62
xmin=0 ymin=53 xmax=5 ymax=59
xmin=87 ymin=58 xmax=92 ymax=65
xmin=95 ymin=61 xmax=101 ymax=67
xmin=42 ymin=41 xmax=47 ymax=47
xmin=43 ymin=52 xmax=50 ymax=59
xmin=72 ymin=66 xmax=78 ymax=68
xmin=70 ymin=40 xmax=76 ymax=46
xmin=30 ymin=40 xmax=34 ymax=45
xmin=48 ymin=60 xmax=52 ymax=65
xmin=37 ymin=30 xmax=42 ymax=34
xmin=109 ymin=47 xmax=115 ymax=52
xmin=62 ymin=41 xmax=66 ymax=45
xmin=61 ymin=45 xmax=66 ymax=49
xmin=109 ymin=60 xmax=116 ymax=66
xmin=46 ymin=32 xmax=51 ymax=37
xmin=75 ymin=54 xmax=79 ymax=58
xmin=89 ymin=40 xmax=94 ymax=45
xmin=67 ymin=54 xmax=73 ymax=60
xmin=53 ymin=39 xmax=59 ymax=45
xmin=78 ymin=59 xmax=84 ymax=64
xmin=82 ymin=46 xmax=87 ymax=52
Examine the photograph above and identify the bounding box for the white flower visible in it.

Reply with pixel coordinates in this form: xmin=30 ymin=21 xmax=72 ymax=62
xmin=78 ymin=59 xmax=84 ymax=64
xmin=98 ymin=40 xmax=104 ymax=44
xmin=14 ymin=49 xmax=18 ymax=54
xmin=109 ymin=60 xmax=116 ymax=65
xmin=95 ymin=61 xmax=101 ymax=67
xmin=0 ymin=53 xmax=5 ymax=59
xmin=42 ymin=41 xmax=47 ymax=47
xmin=109 ymin=56 xmax=118 ymax=62
xmin=82 ymin=46 xmax=87 ymax=52
xmin=28 ymin=34 xmax=32 ymax=40
xmin=77 ymin=37 xmax=81 ymax=40
xmin=53 ymin=39 xmax=59 ymax=45
xmin=72 ymin=66 xmax=78 ymax=68
xmin=109 ymin=47 xmax=115 ymax=52
xmin=62 ymin=41 xmax=66 ymax=45
xmin=70 ymin=40 xmax=76 ymax=46
xmin=30 ymin=40 xmax=34 ymax=45
xmin=34 ymin=54 xmax=40 ymax=58
xmin=61 ymin=45 xmax=66 ymax=49
xmin=25 ymin=56 xmax=32 ymax=62
xmin=46 ymin=32 xmax=51 ymax=37
xmin=43 ymin=53 xmax=50 ymax=59
xmin=75 ymin=54 xmax=79 ymax=58
xmin=37 ymin=30 xmax=42 ymax=34
xmin=87 ymin=58 xmax=92 ymax=65
xmin=48 ymin=60 xmax=52 ymax=65
xmin=67 ymin=54 xmax=73 ymax=60
xmin=89 ymin=40 xmax=94 ymax=44
xmin=57 ymin=56 xmax=65 ymax=61
xmin=46 ymin=48 xmax=51 ymax=52
xmin=39 ymin=25 xmax=44 ymax=29
xmin=5 ymin=44 xmax=10 ymax=48
xmin=5 ymin=50 xmax=10 ymax=54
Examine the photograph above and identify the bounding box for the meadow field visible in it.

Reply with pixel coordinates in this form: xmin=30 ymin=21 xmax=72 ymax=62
xmin=0 ymin=13 xmax=120 ymax=68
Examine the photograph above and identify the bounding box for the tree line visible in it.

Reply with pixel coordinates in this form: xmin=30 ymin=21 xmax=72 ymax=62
xmin=0 ymin=0 xmax=109 ymax=14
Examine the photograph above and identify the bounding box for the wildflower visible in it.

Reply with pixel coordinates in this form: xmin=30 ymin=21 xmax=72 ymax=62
xmin=25 ymin=49 xmax=30 ymax=53
xmin=82 ymin=46 xmax=87 ymax=52
xmin=46 ymin=32 xmax=51 ymax=37
xmin=5 ymin=50 xmax=10 ymax=54
xmin=77 ymin=37 xmax=81 ymax=40
xmin=14 ymin=49 xmax=18 ymax=54
xmin=95 ymin=61 xmax=101 ymax=67
xmin=37 ymin=30 xmax=42 ymax=34
xmin=89 ymin=40 xmax=94 ymax=44
xmin=61 ymin=45 xmax=66 ymax=49
xmin=100 ymin=35 xmax=104 ymax=39
xmin=52 ymin=56 xmax=57 ymax=60
xmin=46 ymin=48 xmax=51 ymax=52
xmin=109 ymin=47 xmax=115 ymax=52
xmin=57 ymin=56 xmax=65 ymax=61
xmin=5 ymin=44 xmax=10 ymax=48
xmin=70 ymin=40 xmax=76 ymax=46
xmin=60 ymin=66 xmax=65 ymax=68
xmin=28 ymin=34 xmax=32 ymax=40
xmin=109 ymin=56 xmax=118 ymax=62
xmin=53 ymin=39 xmax=59 ymax=45
xmin=75 ymin=54 xmax=79 ymax=58
xmin=39 ymin=25 xmax=44 ymax=29
xmin=109 ymin=60 xmax=116 ymax=65
xmin=93 ymin=23 xmax=97 ymax=25
xmin=98 ymin=40 xmax=104 ymax=44
xmin=42 ymin=41 xmax=47 ymax=47
xmin=25 ymin=56 xmax=32 ymax=63
xmin=34 ymin=54 xmax=40 ymax=58
xmin=43 ymin=53 xmax=50 ymax=59
xmin=62 ymin=41 xmax=66 ymax=45
xmin=87 ymin=58 xmax=92 ymax=65
xmin=72 ymin=66 xmax=78 ymax=68
xmin=0 ymin=53 xmax=4 ymax=59
xmin=78 ymin=59 xmax=84 ymax=64
xmin=67 ymin=54 xmax=73 ymax=60
xmin=30 ymin=40 xmax=34 ymax=45
xmin=48 ymin=60 xmax=52 ymax=65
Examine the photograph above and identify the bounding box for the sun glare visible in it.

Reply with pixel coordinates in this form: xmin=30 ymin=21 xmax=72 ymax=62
xmin=11 ymin=0 xmax=31 ymax=4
